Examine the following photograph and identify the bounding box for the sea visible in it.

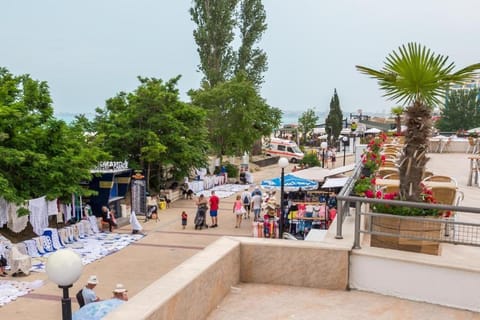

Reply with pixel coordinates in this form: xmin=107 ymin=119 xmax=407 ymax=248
xmin=55 ymin=110 xmax=362 ymax=126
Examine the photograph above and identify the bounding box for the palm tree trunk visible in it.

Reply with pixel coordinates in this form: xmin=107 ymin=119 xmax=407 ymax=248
xmin=398 ymin=101 xmax=432 ymax=201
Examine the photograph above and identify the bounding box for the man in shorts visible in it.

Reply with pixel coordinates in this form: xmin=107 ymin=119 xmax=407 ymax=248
xmin=209 ymin=190 xmax=220 ymax=228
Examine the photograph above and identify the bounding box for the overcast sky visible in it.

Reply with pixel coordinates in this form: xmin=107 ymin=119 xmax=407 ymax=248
xmin=1 ymin=0 xmax=479 ymax=119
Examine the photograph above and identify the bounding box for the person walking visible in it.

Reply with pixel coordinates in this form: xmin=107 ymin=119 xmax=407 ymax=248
xmin=181 ymin=211 xmax=188 ymax=229
xmin=194 ymin=194 xmax=209 ymax=230
xmin=209 ymin=190 xmax=220 ymax=228
xmin=241 ymin=187 xmax=252 ymax=219
xmin=251 ymin=192 xmax=262 ymax=222
xmin=232 ymin=195 xmax=244 ymax=228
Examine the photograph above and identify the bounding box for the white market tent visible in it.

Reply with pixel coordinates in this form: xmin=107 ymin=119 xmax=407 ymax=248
xmin=290 ymin=164 xmax=355 ymax=182
xmin=321 ymin=177 xmax=349 ymax=189
xmin=365 ymin=127 xmax=382 ymax=134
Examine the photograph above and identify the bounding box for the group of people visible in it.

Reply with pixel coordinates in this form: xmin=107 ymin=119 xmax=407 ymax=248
xmin=73 ymin=275 xmax=128 ymax=319
xmin=187 ymin=186 xmax=266 ymax=230
xmin=192 ymin=190 xmax=220 ymax=230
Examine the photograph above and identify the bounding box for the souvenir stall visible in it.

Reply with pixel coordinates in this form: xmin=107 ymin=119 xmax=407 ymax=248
xmin=87 ymin=162 xmax=132 ymax=219
xmin=257 ymin=175 xmax=319 ymax=239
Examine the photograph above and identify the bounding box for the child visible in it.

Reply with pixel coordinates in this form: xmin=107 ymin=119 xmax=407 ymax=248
xmin=181 ymin=211 xmax=188 ymax=229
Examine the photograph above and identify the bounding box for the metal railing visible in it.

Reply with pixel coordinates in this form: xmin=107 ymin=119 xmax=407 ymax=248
xmin=335 ymin=163 xmax=363 ymax=239
xmin=336 ymin=195 xmax=480 ymax=248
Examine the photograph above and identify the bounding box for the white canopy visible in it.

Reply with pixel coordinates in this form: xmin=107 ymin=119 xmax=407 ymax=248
xmin=321 ymin=177 xmax=349 ymax=189
xmin=290 ymin=164 xmax=355 ymax=182
xmin=365 ymin=128 xmax=382 ymax=134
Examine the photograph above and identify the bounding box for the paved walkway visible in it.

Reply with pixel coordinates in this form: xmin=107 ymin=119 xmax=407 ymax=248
xmin=1 ymin=153 xmax=480 ymax=319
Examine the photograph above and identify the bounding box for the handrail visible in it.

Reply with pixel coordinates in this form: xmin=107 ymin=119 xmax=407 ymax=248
xmin=335 ymin=162 xmax=363 ymax=239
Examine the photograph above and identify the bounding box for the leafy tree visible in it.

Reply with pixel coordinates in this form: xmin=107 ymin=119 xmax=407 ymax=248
xmin=436 ymin=89 xmax=480 ymax=132
xmin=357 ymin=43 xmax=480 ymax=201
xmin=298 ymin=108 xmax=319 ymax=144
xmin=93 ymin=76 xmax=210 ymax=191
xmin=391 ymin=106 xmax=404 ymax=135
xmin=189 ymin=73 xmax=281 ymax=162
xmin=325 ymin=89 xmax=343 ymax=148
xmin=0 ymin=67 xmax=105 ymax=204
xmin=236 ymin=0 xmax=268 ymax=87
xmin=190 ymin=0 xmax=238 ymax=87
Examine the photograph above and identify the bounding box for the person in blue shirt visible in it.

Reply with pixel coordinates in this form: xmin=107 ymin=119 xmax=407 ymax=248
xmin=82 ymin=275 xmax=101 ymax=306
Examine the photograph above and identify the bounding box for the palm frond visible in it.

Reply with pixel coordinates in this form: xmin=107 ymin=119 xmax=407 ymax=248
xmin=356 ymin=43 xmax=480 ymax=107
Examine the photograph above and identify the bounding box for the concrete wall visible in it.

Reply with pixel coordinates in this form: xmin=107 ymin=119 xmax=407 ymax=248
xmin=105 ymin=237 xmax=350 ymax=320
xmin=105 ymin=237 xmax=241 ymax=320
xmin=349 ymin=250 xmax=480 ymax=312
xmin=239 ymin=237 xmax=348 ymax=290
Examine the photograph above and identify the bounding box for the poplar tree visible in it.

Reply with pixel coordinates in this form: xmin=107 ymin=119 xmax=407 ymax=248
xmin=236 ymin=0 xmax=268 ymax=87
xmin=190 ymin=0 xmax=238 ymax=87
xmin=325 ymin=89 xmax=343 ymax=147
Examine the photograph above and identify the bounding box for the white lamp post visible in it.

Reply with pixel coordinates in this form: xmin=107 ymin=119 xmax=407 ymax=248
xmin=278 ymin=157 xmax=289 ymax=238
xmin=342 ymin=136 xmax=349 ymax=166
xmin=320 ymin=141 xmax=328 ymax=168
xmin=46 ymin=249 xmax=83 ymax=320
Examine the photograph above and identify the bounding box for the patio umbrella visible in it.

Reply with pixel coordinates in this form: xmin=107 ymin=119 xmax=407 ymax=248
xmin=261 ymin=174 xmax=318 ymax=191
xmin=73 ymin=299 xmax=124 ymax=320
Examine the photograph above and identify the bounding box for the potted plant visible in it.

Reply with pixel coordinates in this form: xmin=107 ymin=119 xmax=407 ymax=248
xmin=355 ymin=43 xmax=479 ymax=255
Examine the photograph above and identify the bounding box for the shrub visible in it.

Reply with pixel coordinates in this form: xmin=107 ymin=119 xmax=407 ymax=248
xmin=300 ymin=152 xmax=320 ymax=167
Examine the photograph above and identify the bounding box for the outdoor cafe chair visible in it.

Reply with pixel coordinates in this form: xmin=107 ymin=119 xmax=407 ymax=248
xmin=422 ymin=175 xmax=458 ymax=188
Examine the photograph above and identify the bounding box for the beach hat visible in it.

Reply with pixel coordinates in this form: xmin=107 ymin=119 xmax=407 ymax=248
xmin=244 ymin=187 xmax=249 ymax=190
xmin=113 ymin=283 xmax=127 ymax=293
xmin=87 ymin=275 xmax=98 ymax=285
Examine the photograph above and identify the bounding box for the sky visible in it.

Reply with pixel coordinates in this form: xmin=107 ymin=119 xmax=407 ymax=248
xmin=1 ymin=0 xmax=479 ymax=121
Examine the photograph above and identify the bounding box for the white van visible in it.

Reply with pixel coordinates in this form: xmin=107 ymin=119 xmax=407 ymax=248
xmin=263 ymin=138 xmax=304 ymax=163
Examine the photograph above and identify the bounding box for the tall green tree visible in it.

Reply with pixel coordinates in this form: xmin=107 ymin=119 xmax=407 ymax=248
xmin=436 ymin=89 xmax=480 ymax=132
xmin=93 ymin=76 xmax=210 ymax=191
xmin=190 ymin=0 xmax=238 ymax=87
xmin=0 ymin=67 xmax=105 ymax=204
xmin=236 ymin=0 xmax=268 ymax=87
xmin=325 ymin=89 xmax=343 ymax=147
xmin=357 ymin=43 xmax=480 ymax=201
xmin=189 ymin=73 xmax=281 ymax=162
xmin=298 ymin=108 xmax=319 ymax=144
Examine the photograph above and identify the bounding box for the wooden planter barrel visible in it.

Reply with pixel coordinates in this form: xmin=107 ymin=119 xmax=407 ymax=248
xmin=370 ymin=215 xmax=442 ymax=255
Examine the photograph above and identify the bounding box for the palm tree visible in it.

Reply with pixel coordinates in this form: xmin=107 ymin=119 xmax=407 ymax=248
xmin=357 ymin=43 xmax=480 ymax=202
xmin=390 ymin=106 xmax=404 ymax=136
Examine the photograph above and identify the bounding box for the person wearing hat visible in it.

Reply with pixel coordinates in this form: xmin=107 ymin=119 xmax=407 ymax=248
xmin=81 ymin=275 xmax=101 ymax=305
xmin=112 ymin=284 xmax=128 ymax=301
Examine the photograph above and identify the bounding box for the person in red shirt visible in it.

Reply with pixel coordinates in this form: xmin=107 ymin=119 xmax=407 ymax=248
xmin=209 ymin=190 xmax=220 ymax=228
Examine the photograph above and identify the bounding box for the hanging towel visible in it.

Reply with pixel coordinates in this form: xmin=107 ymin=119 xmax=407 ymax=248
xmin=29 ymin=196 xmax=49 ymax=236
xmin=47 ymin=199 xmax=58 ymax=216
xmin=7 ymin=202 xmax=28 ymax=233
xmin=0 ymin=198 xmax=8 ymax=227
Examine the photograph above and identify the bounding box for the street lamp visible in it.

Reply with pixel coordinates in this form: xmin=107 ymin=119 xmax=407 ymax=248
xmin=342 ymin=136 xmax=349 ymax=166
xmin=278 ymin=157 xmax=289 ymax=239
xmin=46 ymin=249 xmax=83 ymax=320
xmin=320 ymin=142 xmax=328 ymax=168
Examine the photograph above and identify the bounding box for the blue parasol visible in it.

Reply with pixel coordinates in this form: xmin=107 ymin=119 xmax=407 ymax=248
xmin=261 ymin=174 xmax=318 ymax=191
